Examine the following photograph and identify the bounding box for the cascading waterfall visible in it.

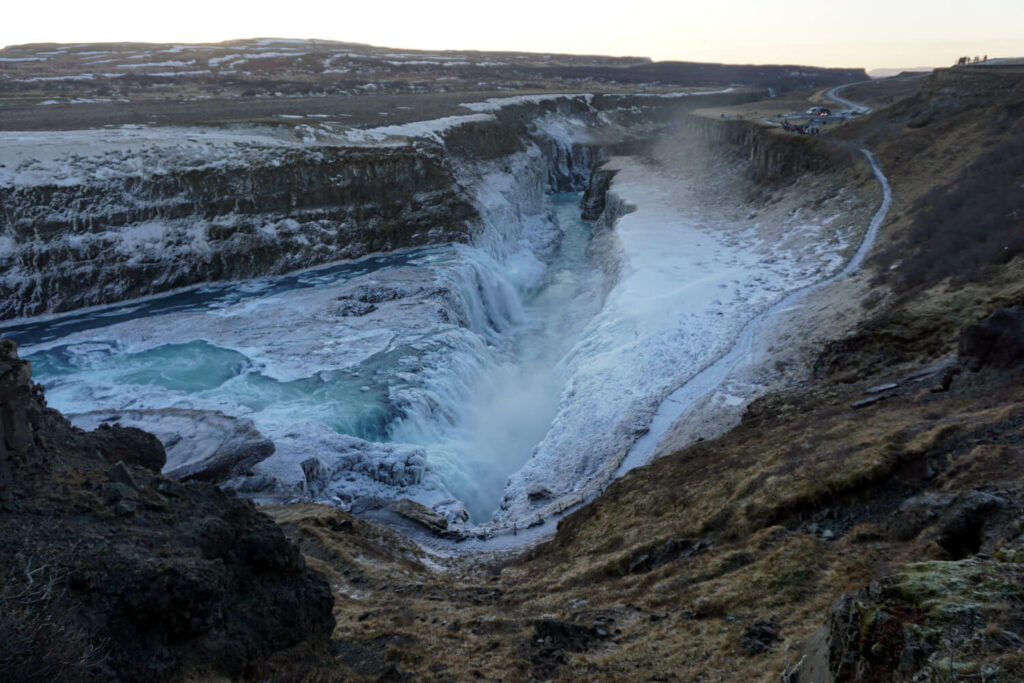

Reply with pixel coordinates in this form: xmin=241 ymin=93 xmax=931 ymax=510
xmin=0 ymin=103 xmax=869 ymax=536
xmin=4 ymin=132 xmax=607 ymax=524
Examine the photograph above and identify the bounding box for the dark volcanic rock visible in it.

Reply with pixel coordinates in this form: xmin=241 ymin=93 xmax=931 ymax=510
xmin=0 ymin=337 xmax=49 ymax=495
xmin=743 ymin=619 xmax=781 ymax=655
xmin=581 ymin=167 xmax=616 ymax=220
xmin=622 ymin=537 xmax=710 ymax=575
xmin=960 ymin=305 xmax=1024 ymax=373
xmin=934 ymin=490 xmax=1006 ymax=558
xmin=89 ymin=423 xmax=167 ymax=472
xmin=0 ymin=340 xmax=334 ymax=681
xmin=71 ymin=408 xmax=275 ymax=483
xmin=528 ymin=618 xmax=609 ymax=679
xmin=533 ymin=618 xmax=604 ymax=652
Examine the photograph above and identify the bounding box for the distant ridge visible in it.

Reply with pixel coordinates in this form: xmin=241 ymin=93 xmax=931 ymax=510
xmin=868 ymin=66 xmax=937 ymax=78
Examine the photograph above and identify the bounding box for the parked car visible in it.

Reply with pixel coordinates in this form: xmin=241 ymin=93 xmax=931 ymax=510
xmin=807 ymin=107 xmax=832 ymax=116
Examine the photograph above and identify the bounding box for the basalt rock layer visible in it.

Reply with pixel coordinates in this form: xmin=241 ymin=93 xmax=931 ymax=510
xmin=0 ymin=91 xmax=755 ymax=321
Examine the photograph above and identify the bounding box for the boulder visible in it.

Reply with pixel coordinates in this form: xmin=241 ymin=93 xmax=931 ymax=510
xmin=90 ymin=424 xmax=166 ymax=473
xmin=526 ymin=483 xmax=554 ymax=501
xmin=934 ymin=490 xmax=1005 ymax=558
xmin=533 ymin=619 xmax=605 ymax=652
xmin=70 ymin=409 xmax=273 ymax=483
xmin=393 ymin=498 xmax=448 ymax=533
xmin=433 ymin=498 xmax=471 ymax=525
xmin=742 ymin=619 xmax=781 ymax=655
xmin=959 ymin=306 xmax=1024 ymax=373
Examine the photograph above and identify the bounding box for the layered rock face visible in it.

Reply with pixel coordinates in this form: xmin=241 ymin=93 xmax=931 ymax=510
xmin=682 ymin=114 xmax=861 ymax=181
xmin=0 ymin=340 xmax=334 ymax=681
xmin=0 ymin=145 xmax=475 ymax=319
xmin=0 ymin=91 xmax=756 ymax=322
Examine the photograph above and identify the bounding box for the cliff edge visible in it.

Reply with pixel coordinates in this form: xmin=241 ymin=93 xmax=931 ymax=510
xmin=0 ymin=339 xmax=335 ymax=681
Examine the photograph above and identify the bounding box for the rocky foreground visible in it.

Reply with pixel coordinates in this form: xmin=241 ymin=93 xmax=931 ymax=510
xmin=0 ymin=338 xmax=335 ymax=680
xmin=1 ymin=63 xmax=1023 ymax=682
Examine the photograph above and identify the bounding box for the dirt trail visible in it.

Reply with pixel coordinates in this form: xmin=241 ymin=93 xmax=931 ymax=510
xmin=825 ymin=81 xmax=872 ymax=113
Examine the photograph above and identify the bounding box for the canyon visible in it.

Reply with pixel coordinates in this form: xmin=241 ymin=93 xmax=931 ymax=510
xmin=2 ymin=44 xmax=1023 ymax=681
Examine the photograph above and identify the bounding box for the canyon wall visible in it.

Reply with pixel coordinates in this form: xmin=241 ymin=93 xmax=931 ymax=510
xmin=0 ymin=91 xmax=755 ymax=321
xmin=682 ymin=114 xmax=862 ymax=180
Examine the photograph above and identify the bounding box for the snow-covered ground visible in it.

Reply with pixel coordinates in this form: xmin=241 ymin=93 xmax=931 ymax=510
xmin=0 ymin=93 xmax=607 ymax=187
xmin=0 ymin=115 xmax=499 ymax=187
xmin=618 ymin=150 xmax=891 ymax=477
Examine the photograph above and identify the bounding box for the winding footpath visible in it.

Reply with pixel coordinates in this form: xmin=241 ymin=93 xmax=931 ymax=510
xmin=825 ymin=82 xmax=873 ymax=114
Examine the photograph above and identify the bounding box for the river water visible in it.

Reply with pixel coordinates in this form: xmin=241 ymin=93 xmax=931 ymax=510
xmin=3 ymin=193 xmax=601 ymax=522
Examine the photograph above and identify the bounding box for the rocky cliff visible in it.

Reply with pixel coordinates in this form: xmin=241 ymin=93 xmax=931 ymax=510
xmin=0 ymin=339 xmax=335 ymax=681
xmin=683 ymin=113 xmax=862 ymax=181
xmin=0 ymin=91 xmax=756 ymax=322
xmin=0 ymin=144 xmax=475 ymax=319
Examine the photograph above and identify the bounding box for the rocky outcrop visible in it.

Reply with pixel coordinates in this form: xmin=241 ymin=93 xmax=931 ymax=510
xmin=581 ymin=167 xmax=617 ymax=220
xmin=683 ymin=114 xmax=861 ymax=181
xmin=959 ymin=305 xmax=1024 ymax=375
xmin=0 ymin=145 xmax=476 ymax=320
xmin=898 ymin=66 xmax=1024 ymax=128
xmin=0 ymin=338 xmax=53 ymax=495
xmin=815 ymin=559 xmax=1024 ymax=682
xmin=0 ymin=341 xmax=334 ymax=681
xmin=70 ymin=408 xmax=275 ymax=482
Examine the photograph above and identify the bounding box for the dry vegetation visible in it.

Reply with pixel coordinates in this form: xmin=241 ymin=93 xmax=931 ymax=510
xmin=262 ymin=352 xmax=1024 ymax=681
xmin=872 ymin=125 xmax=1024 ymax=295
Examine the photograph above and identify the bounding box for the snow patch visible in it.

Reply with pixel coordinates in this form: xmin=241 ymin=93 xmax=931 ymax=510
xmin=116 ymin=60 xmax=196 ymax=69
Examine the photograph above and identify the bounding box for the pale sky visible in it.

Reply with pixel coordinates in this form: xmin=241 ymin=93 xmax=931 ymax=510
xmin=3 ymin=0 xmax=1021 ymax=72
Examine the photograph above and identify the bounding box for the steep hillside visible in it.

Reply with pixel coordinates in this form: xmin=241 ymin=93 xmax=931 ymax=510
xmin=0 ymin=338 xmax=335 ymax=681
